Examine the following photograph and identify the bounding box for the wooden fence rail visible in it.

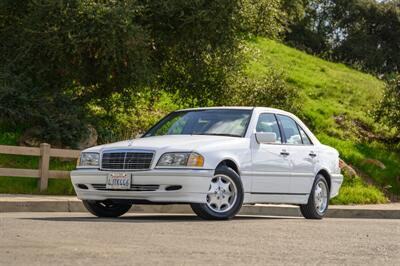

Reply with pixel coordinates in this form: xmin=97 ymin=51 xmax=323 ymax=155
xmin=0 ymin=143 xmax=80 ymax=191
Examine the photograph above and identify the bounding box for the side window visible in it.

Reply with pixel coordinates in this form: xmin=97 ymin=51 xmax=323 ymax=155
xmin=277 ymin=115 xmax=302 ymax=145
xmin=298 ymin=126 xmax=312 ymax=145
xmin=256 ymin=113 xmax=282 ymax=144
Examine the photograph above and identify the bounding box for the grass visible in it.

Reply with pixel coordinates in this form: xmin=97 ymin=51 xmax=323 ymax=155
xmin=319 ymin=135 xmax=400 ymax=194
xmin=246 ymin=37 xmax=399 ymax=203
xmin=331 ymin=174 xmax=388 ymax=205
xmin=246 ymin=37 xmax=384 ymax=135
xmin=0 ymin=176 xmax=75 ymax=195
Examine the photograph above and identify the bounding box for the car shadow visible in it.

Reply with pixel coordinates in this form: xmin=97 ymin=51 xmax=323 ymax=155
xmin=21 ymin=214 xmax=299 ymax=223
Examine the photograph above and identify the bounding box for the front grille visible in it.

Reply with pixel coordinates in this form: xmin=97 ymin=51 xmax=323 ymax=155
xmin=101 ymin=151 xmax=154 ymax=170
xmin=92 ymin=184 xmax=160 ymax=191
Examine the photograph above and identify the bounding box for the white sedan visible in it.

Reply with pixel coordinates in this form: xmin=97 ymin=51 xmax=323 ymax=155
xmin=71 ymin=107 xmax=343 ymax=220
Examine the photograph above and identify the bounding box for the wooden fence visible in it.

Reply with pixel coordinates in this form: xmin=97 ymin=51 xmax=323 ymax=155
xmin=0 ymin=143 xmax=80 ymax=191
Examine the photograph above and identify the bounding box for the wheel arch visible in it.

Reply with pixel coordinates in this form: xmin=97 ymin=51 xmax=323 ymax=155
xmin=216 ymin=159 xmax=240 ymax=176
xmin=316 ymin=168 xmax=332 ymax=192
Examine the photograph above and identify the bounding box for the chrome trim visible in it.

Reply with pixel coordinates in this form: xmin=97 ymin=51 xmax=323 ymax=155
xmin=100 ymin=149 xmax=155 ymax=171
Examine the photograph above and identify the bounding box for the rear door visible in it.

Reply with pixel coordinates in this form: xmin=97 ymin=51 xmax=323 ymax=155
xmin=276 ymin=115 xmax=316 ymax=194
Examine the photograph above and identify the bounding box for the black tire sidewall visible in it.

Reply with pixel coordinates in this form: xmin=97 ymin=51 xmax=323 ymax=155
xmin=301 ymin=174 xmax=330 ymax=219
xmin=314 ymin=175 xmax=330 ymax=216
xmin=82 ymin=200 xmax=131 ymax=218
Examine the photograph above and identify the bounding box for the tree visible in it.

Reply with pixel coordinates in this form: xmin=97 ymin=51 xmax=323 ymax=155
xmin=0 ymin=0 xmax=241 ymax=145
xmin=285 ymin=0 xmax=400 ymax=74
xmin=0 ymin=0 xmax=154 ymax=146
xmin=142 ymin=0 xmax=241 ymax=105
xmin=285 ymin=0 xmax=333 ymax=54
xmin=239 ymin=0 xmax=288 ymax=39
xmin=332 ymin=0 xmax=400 ymax=74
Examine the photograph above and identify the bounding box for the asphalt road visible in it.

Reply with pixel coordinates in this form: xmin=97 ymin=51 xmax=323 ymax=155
xmin=1 ymin=212 xmax=400 ymax=265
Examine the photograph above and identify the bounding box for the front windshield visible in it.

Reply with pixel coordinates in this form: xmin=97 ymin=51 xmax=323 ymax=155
xmin=144 ymin=109 xmax=252 ymax=137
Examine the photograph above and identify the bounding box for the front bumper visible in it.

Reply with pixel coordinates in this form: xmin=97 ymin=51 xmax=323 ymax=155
xmin=70 ymin=168 xmax=214 ymax=203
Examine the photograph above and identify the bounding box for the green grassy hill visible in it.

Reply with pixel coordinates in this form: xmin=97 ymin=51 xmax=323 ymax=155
xmin=246 ymin=37 xmax=399 ymax=203
xmin=1 ymin=37 xmax=398 ymax=204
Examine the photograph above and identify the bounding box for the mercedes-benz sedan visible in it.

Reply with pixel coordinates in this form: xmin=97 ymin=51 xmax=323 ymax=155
xmin=71 ymin=107 xmax=343 ymax=220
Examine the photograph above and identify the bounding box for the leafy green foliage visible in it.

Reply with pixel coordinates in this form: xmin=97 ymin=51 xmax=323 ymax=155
xmin=142 ymin=0 xmax=242 ymax=105
xmin=285 ymin=0 xmax=332 ymax=54
xmin=239 ymin=0 xmax=288 ymax=39
xmin=91 ymin=88 xmax=186 ymax=143
xmin=0 ymin=0 xmax=153 ymax=146
xmin=285 ymin=0 xmax=400 ymax=74
xmin=331 ymin=0 xmax=400 ymax=74
xmin=0 ymin=0 xmax=242 ymax=146
xmin=222 ymin=68 xmax=300 ymax=113
xmin=1 ymin=0 xmax=154 ymax=93
xmin=374 ymin=75 xmax=400 ymax=137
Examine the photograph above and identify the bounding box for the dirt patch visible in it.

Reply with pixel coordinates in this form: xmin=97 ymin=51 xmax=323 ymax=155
xmin=334 ymin=114 xmax=379 ymax=141
xmin=362 ymin=158 xmax=386 ymax=169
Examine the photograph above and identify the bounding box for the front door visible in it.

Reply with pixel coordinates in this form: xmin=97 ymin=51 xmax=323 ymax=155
xmin=251 ymin=113 xmax=291 ymax=193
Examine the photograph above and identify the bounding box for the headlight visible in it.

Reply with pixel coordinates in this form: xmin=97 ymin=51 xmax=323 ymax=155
xmin=157 ymin=152 xmax=204 ymax=167
xmin=78 ymin=152 xmax=100 ymax=168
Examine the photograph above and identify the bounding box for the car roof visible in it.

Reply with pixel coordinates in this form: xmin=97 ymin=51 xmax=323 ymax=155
xmin=177 ymin=106 xmax=286 ymax=113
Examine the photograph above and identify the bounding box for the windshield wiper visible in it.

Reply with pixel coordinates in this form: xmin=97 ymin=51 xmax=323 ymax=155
xmin=192 ymin=133 xmax=241 ymax=137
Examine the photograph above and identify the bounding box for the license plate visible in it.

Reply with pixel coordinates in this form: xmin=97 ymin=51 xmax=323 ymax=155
xmin=106 ymin=173 xmax=131 ymax=190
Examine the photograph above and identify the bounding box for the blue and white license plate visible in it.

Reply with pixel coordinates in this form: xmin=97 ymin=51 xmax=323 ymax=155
xmin=106 ymin=173 xmax=131 ymax=190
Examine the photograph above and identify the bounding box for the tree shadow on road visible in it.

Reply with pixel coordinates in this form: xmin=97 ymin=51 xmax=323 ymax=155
xmin=20 ymin=214 xmax=299 ymax=223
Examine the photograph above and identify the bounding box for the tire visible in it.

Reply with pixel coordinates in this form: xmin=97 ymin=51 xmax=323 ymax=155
xmin=82 ymin=200 xmax=131 ymax=218
xmin=300 ymin=174 xmax=330 ymax=219
xmin=190 ymin=165 xmax=244 ymax=220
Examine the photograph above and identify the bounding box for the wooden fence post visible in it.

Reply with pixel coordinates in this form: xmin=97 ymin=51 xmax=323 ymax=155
xmin=38 ymin=143 xmax=50 ymax=192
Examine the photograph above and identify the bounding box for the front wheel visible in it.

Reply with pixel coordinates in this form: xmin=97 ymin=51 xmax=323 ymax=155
xmin=300 ymin=174 xmax=330 ymax=219
xmin=190 ymin=166 xmax=244 ymax=220
xmin=82 ymin=200 xmax=131 ymax=218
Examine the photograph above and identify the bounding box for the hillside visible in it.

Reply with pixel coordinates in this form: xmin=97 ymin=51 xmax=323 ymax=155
xmin=246 ymin=37 xmax=399 ymax=202
xmin=1 ymin=37 xmax=399 ymax=203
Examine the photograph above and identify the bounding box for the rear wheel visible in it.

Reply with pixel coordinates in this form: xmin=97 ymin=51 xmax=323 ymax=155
xmin=190 ymin=166 xmax=244 ymax=220
xmin=300 ymin=174 xmax=329 ymax=219
xmin=82 ymin=200 xmax=131 ymax=218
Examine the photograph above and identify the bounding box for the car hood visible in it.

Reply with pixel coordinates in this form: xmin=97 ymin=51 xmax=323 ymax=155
xmin=83 ymin=135 xmax=244 ymax=153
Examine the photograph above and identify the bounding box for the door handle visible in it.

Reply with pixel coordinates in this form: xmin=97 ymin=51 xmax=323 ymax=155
xmin=280 ymin=150 xmax=290 ymax=156
xmin=309 ymin=151 xmax=317 ymax=157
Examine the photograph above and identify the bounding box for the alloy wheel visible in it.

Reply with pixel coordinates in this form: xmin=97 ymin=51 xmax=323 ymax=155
xmin=206 ymin=174 xmax=238 ymax=213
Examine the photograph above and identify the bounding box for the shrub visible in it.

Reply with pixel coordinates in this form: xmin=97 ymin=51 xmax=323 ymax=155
xmin=221 ymin=68 xmax=300 ymax=113
xmin=374 ymin=75 xmax=400 ymax=136
xmin=91 ymin=88 xmax=186 ymax=144
xmin=0 ymin=0 xmax=241 ymax=146
xmin=239 ymin=0 xmax=288 ymax=39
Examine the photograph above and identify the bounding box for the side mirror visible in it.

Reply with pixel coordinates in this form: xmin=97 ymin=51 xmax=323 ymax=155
xmin=255 ymin=132 xmax=277 ymax=144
